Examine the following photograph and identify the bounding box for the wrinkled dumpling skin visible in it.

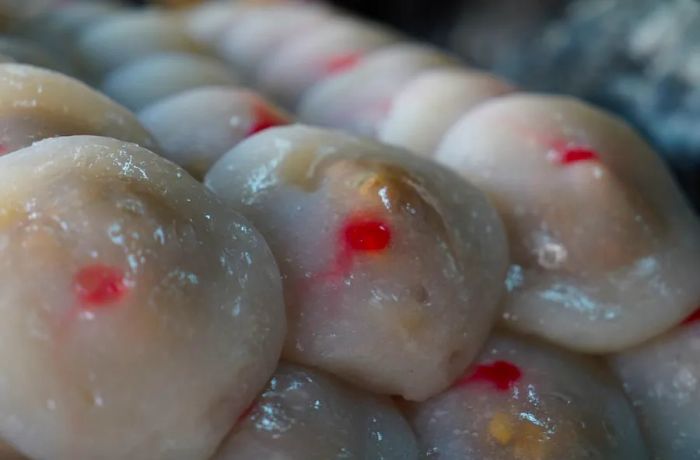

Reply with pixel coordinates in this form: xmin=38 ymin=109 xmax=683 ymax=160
xmin=406 ymin=334 xmax=650 ymax=460
xmin=256 ymin=17 xmax=398 ymax=108
xmin=611 ymin=313 xmax=700 ymax=459
xmin=298 ymin=44 xmax=457 ymax=137
xmin=206 ymin=125 xmax=508 ymax=401
xmin=0 ymin=63 xmax=156 ymax=154
xmin=76 ymin=10 xmax=202 ymax=80
xmin=0 ymin=136 xmax=285 ymax=460
xmin=138 ymin=86 xmax=291 ymax=180
xmin=436 ymin=94 xmax=700 ymax=352
xmin=215 ymin=363 xmax=418 ymax=460
xmin=101 ymin=52 xmax=239 ymax=111
xmin=378 ymin=68 xmax=514 ymax=156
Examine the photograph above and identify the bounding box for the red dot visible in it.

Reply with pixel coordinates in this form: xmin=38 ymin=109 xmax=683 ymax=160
xmin=453 ymin=360 xmax=522 ymax=391
xmin=559 ymin=147 xmax=599 ymax=165
xmin=237 ymin=400 xmax=257 ymax=424
xmin=246 ymin=105 xmax=289 ymax=137
xmin=0 ymin=145 xmax=8 ymax=156
xmin=74 ymin=265 xmax=128 ymax=308
xmin=342 ymin=218 xmax=392 ymax=252
xmin=323 ymin=52 xmax=362 ymax=75
xmin=682 ymin=308 xmax=700 ymax=326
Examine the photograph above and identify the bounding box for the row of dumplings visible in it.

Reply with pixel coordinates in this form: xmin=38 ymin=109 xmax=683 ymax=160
xmin=0 ymin=0 xmax=697 ymax=459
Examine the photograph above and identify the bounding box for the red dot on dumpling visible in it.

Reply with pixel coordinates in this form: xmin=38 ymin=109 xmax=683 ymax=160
xmin=559 ymin=147 xmax=599 ymax=165
xmin=74 ymin=265 xmax=128 ymax=308
xmin=682 ymin=308 xmax=700 ymax=326
xmin=246 ymin=102 xmax=289 ymax=137
xmin=342 ymin=218 xmax=392 ymax=252
xmin=453 ymin=360 xmax=522 ymax=391
xmin=323 ymin=52 xmax=362 ymax=75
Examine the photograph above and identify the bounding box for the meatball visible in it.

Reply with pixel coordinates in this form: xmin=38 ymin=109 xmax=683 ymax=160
xmin=101 ymin=52 xmax=239 ymax=111
xmin=436 ymin=94 xmax=700 ymax=352
xmin=205 ymin=126 xmax=508 ymax=401
xmin=378 ymin=68 xmax=515 ymax=156
xmin=0 ymin=63 xmax=156 ymax=154
xmin=215 ymin=363 xmax=418 ymax=460
xmin=76 ymin=10 xmax=202 ymax=80
xmin=256 ymin=17 xmax=398 ymax=108
xmin=406 ymin=334 xmax=649 ymax=459
xmin=299 ymin=44 xmax=457 ymax=137
xmin=0 ymin=136 xmax=285 ymax=460
xmin=611 ymin=309 xmax=700 ymax=459
xmin=138 ymin=86 xmax=291 ymax=180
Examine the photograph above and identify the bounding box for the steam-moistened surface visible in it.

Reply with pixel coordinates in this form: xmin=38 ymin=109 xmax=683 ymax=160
xmin=215 ymin=3 xmax=331 ymax=79
xmin=138 ymin=86 xmax=291 ymax=180
xmin=0 ymin=136 xmax=286 ymax=460
xmin=407 ymin=334 xmax=649 ymax=459
xmin=436 ymin=94 xmax=700 ymax=353
xmin=205 ymin=125 xmax=508 ymax=401
xmin=0 ymin=63 xmax=156 ymax=154
xmin=101 ymin=52 xmax=239 ymax=111
xmin=379 ymin=69 xmax=515 ymax=156
xmin=215 ymin=363 xmax=418 ymax=460
xmin=298 ymin=44 xmax=457 ymax=137
xmin=256 ymin=17 xmax=398 ymax=108
xmin=611 ymin=314 xmax=700 ymax=459
xmin=76 ymin=10 xmax=202 ymax=80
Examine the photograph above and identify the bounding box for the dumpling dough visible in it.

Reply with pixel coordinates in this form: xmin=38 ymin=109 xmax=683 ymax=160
xmin=184 ymin=1 xmax=266 ymax=46
xmin=406 ymin=333 xmax=649 ymax=460
xmin=15 ymin=1 xmax=120 ymax=77
xmin=299 ymin=44 xmax=457 ymax=137
xmin=378 ymin=68 xmax=514 ymax=156
xmin=76 ymin=10 xmax=202 ymax=79
xmin=101 ymin=52 xmax=239 ymax=111
xmin=215 ymin=3 xmax=330 ymax=80
xmin=138 ymin=86 xmax=290 ymax=180
xmin=436 ymin=94 xmax=700 ymax=352
xmin=0 ymin=63 xmax=156 ymax=154
xmin=256 ymin=17 xmax=398 ymax=108
xmin=215 ymin=363 xmax=418 ymax=460
xmin=0 ymin=136 xmax=285 ymax=460
xmin=0 ymin=36 xmax=68 ymax=73
xmin=206 ymin=125 xmax=508 ymax=401
xmin=611 ymin=311 xmax=700 ymax=460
